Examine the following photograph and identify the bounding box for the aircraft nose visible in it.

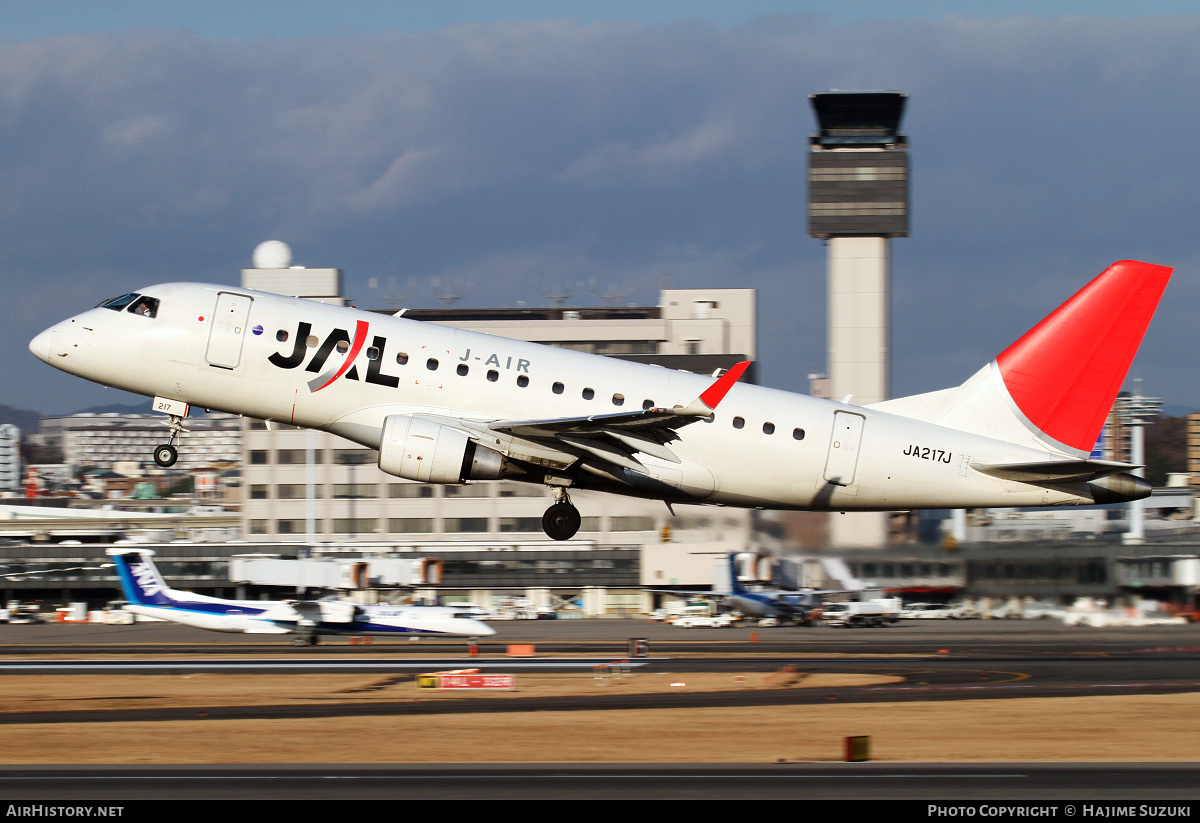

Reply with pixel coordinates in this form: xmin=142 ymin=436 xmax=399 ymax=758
xmin=474 ymin=621 xmax=496 ymax=636
xmin=29 ymin=327 xmax=54 ymax=364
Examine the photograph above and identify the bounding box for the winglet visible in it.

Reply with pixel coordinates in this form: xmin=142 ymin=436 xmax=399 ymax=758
xmin=699 ymin=361 xmax=751 ymax=409
xmin=673 ymin=361 xmax=751 ymax=417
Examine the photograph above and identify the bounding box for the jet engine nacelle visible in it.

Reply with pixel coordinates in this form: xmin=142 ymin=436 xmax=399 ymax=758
xmin=378 ymin=414 xmax=504 ymax=484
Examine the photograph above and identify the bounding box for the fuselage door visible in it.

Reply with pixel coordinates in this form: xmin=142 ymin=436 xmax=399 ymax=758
xmin=205 ymin=292 xmax=253 ymax=369
xmin=823 ymin=411 xmax=865 ymax=486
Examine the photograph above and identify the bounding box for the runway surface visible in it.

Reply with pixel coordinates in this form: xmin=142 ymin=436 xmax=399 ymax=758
xmin=0 ymin=619 xmax=1195 ymax=800
xmin=0 ymin=763 xmax=1197 ymax=801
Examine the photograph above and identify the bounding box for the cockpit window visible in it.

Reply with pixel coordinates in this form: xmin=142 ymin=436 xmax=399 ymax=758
xmin=127 ymin=296 xmax=159 ymax=318
xmin=97 ymin=293 xmax=140 ymax=311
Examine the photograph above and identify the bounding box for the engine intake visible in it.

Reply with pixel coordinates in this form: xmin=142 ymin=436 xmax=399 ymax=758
xmin=378 ymin=414 xmax=504 ymax=484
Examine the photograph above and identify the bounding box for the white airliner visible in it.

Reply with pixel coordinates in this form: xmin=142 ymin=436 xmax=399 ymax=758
xmin=30 ymin=260 xmax=1170 ymax=540
xmin=108 ymin=548 xmax=494 ymax=643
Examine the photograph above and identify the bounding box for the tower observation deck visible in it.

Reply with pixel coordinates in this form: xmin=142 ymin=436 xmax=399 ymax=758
xmin=808 ymin=91 xmax=909 ymax=238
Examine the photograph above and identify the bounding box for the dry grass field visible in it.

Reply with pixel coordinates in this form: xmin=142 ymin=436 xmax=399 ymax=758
xmin=0 ymin=670 xmax=1196 ymax=763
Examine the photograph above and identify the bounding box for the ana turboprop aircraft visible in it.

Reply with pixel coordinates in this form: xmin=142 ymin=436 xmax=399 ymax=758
xmin=723 ymin=555 xmax=843 ymax=625
xmin=108 ymin=548 xmax=494 ymax=643
xmin=31 ymin=260 xmax=1169 ymax=540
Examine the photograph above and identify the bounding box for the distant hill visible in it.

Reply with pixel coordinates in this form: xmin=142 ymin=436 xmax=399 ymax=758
xmin=70 ymin=402 xmax=150 ymax=416
xmin=0 ymin=404 xmax=42 ymax=433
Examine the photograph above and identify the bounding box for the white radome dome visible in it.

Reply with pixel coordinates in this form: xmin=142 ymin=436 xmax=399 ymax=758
xmin=252 ymin=240 xmax=293 ymax=269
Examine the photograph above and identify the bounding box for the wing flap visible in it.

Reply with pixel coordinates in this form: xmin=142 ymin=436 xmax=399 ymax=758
xmin=488 ymin=361 xmax=751 ymax=471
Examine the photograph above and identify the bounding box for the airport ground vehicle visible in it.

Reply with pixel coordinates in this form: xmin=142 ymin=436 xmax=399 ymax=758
xmin=672 ymin=613 xmax=735 ymax=628
xmin=820 ymin=598 xmax=902 ymax=627
xmin=900 ymin=602 xmax=955 ymax=619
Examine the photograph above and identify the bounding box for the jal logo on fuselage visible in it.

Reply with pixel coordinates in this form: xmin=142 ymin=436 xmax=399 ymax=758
xmin=268 ymin=321 xmax=531 ymax=393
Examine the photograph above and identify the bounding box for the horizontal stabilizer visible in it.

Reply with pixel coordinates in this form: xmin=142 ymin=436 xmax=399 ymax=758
xmin=971 ymin=459 xmax=1138 ymax=483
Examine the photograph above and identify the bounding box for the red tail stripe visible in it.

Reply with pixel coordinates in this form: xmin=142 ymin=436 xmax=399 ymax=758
xmin=995 ymin=260 xmax=1172 ymax=452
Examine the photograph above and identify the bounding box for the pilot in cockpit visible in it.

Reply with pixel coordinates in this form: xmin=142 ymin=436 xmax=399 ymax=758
xmin=129 ymin=295 xmax=159 ymax=318
xmin=97 ymin=292 xmax=159 ymax=318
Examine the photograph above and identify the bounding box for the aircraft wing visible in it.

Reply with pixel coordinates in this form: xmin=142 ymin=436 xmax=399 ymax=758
xmin=488 ymin=361 xmax=752 ymax=468
xmin=261 ymin=599 xmax=359 ymax=625
xmin=971 ymin=459 xmax=1139 ymax=483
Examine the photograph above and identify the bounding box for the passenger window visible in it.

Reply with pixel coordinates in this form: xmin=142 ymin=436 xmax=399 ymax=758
xmin=457 ymin=364 xmax=469 ymax=376
xmin=642 ymin=400 xmax=654 ymax=410
xmin=552 ymin=382 xmax=564 ymax=395
xmin=732 ymin=417 xmax=745 ymax=429
xmin=396 ymin=352 xmax=409 ymax=365
xmin=612 ymin=393 xmax=625 ymax=406
xmin=426 ymin=358 xmax=438 ymax=370
xmin=306 ymin=335 xmax=319 ymax=348
xmin=517 ymin=375 xmax=529 ymax=387
xmin=276 ymin=330 xmax=289 ymax=343
xmin=366 ymin=347 xmax=380 ymax=360
xmin=336 ymin=340 xmax=349 ymax=354
xmin=487 ymin=370 xmax=499 ymax=382
xmin=582 ymin=388 xmax=594 ymax=400
xmin=127 ymin=296 xmax=159 ymax=318
xmin=793 ymin=428 xmax=806 ymax=441
xmin=763 ymin=422 xmax=775 ymax=435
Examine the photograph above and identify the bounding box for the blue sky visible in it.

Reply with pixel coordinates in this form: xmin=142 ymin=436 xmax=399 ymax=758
xmin=5 ymin=2 xmax=1198 ymax=40
xmin=5 ymin=2 xmax=1199 ymax=414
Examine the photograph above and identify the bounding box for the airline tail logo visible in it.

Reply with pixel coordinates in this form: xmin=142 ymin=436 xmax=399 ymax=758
xmin=118 ymin=553 xmax=172 ymax=605
xmin=994 ymin=260 xmax=1172 ymax=454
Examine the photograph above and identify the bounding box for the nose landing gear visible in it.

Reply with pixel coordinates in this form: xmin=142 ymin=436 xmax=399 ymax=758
xmin=542 ymin=487 xmax=582 ymax=541
xmin=153 ymin=413 xmax=189 ymax=468
xmin=153 ymin=443 xmax=178 ymax=468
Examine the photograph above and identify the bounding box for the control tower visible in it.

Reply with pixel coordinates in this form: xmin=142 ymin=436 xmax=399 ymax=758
xmin=808 ymin=90 xmax=909 ymax=547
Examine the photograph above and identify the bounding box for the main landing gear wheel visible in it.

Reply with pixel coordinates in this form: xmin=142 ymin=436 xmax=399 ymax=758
xmin=542 ymin=502 xmax=582 ymax=541
xmin=153 ymin=444 xmax=178 ymax=468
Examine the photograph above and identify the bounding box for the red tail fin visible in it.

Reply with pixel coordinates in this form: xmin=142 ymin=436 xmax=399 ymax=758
xmin=995 ymin=260 xmax=1172 ymax=453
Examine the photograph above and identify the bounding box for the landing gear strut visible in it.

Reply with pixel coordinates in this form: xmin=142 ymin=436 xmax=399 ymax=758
xmin=542 ymin=487 xmax=582 ymax=541
xmin=153 ymin=414 xmax=188 ymax=468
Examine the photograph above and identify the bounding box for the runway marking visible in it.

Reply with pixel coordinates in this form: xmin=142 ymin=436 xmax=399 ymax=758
xmin=0 ymin=658 xmax=658 ymax=672
xmin=868 ymin=681 xmax=1200 ymax=693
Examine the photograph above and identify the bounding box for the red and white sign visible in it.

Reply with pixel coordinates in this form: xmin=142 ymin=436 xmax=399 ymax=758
xmin=438 ymin=674 xmax=514 ymax=690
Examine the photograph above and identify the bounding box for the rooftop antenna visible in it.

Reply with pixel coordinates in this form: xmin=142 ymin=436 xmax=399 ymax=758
xmin=430 ymin=275 xmax=462 ymax=308
xmin=368 ymin=275 xmax=408 ymax=311
xmin=543 ymin=283 xmax=572 ymax=308
xmin=597 ymin=284 xmax=627 ymax=307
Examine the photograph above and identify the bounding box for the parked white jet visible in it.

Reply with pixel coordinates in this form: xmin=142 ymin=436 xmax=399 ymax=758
xmin=31 ymin=260 xmax=1169 ymax=540
xmin=108 ymin=548 xmax=494 ymax=643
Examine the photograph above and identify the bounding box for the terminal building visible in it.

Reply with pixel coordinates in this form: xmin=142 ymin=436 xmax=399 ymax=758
xmin=37 ymin=413 xmax=241 ymax=473
xmin=0 ymin=424 xmax=20 ymax=494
